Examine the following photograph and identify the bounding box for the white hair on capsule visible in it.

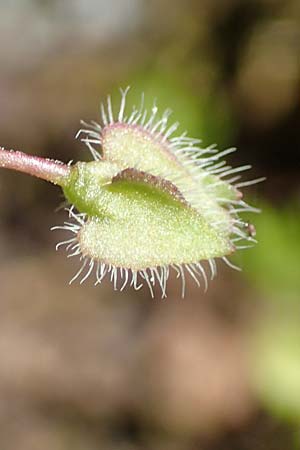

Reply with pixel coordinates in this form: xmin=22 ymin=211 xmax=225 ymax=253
xmin=51 ymin=206 xmax=213 ymax=298
xmin=51 ymin=88 xmax=263 ymax=298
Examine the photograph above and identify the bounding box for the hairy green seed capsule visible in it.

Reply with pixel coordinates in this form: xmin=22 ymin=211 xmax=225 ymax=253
xmin=51 ymin=89 xmax=262 ymax=297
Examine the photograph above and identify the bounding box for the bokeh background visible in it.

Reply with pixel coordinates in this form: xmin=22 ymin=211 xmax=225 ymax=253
xmin=0 ymin=1 xmax=300 ymax=449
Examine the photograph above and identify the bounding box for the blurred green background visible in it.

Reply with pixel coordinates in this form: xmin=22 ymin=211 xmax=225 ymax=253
xmin=0 ymin=1 xmax=300 ymax=449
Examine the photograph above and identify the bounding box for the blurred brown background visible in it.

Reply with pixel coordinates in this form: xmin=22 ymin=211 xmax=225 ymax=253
xmin=0 ymin=1 xmax=300 ymax=449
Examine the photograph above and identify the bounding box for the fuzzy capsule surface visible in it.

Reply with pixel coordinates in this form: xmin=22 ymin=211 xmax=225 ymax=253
xmin=63 ymin=160 xmax=234 ymax=270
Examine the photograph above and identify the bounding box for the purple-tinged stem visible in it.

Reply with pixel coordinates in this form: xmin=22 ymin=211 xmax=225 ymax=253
xmin=0 ymin=147 xmax=71 ymax=186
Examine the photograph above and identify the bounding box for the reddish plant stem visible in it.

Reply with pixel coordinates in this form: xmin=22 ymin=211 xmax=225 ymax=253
xmin=0 ymin=147 xmax=71 ymax=186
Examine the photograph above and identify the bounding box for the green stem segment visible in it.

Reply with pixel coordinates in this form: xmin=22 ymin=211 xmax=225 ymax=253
xmin=0 ymin=147 xmax=71 ymax=186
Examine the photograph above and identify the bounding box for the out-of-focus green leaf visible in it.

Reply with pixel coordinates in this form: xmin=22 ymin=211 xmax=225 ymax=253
xmin=238 ymin=202 xmax=300 ymax=302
